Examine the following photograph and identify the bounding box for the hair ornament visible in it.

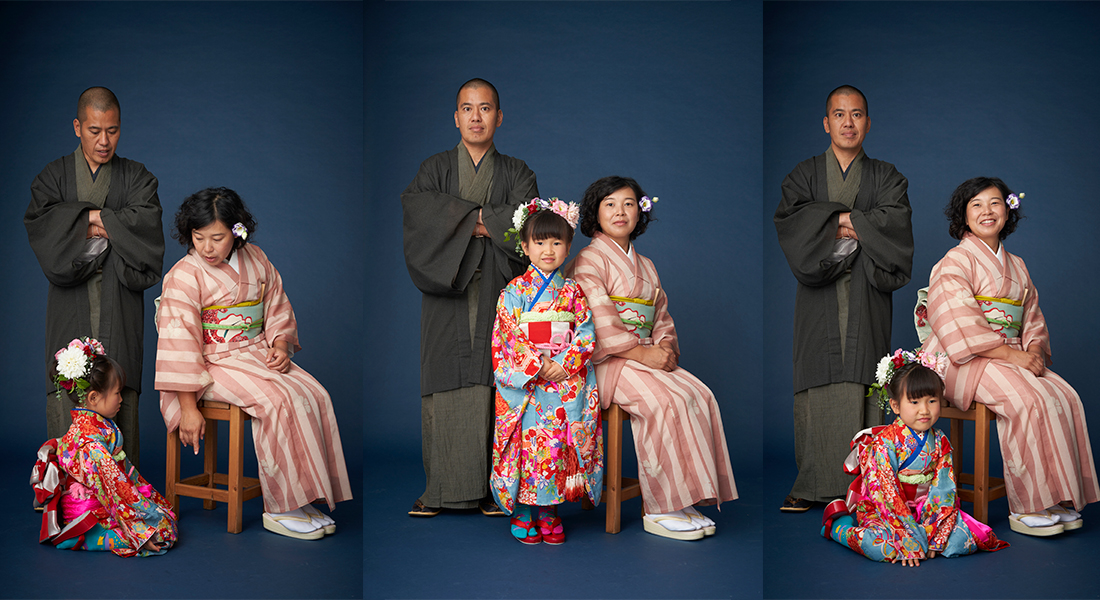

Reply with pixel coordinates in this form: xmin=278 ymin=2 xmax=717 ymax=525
xmin=54 ymin=337 xmax=106 ymax=403
xmin=639 ymin=195 xmax=659 ymax=213
xmin=1006 ymin=192 xmax=1023 ymax=210
xmin=232 ymin=222 xmax=248 ymax=240
xmin=866 ymin=347 xmax=948 ymax=409
xmin=504 ymin=197 xmax=580 ymax=255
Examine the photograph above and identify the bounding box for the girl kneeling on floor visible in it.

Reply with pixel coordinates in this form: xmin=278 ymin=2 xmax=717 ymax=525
xmin=490 ymin=198 xmax=604 ymax=544
xmin=155 ymin=187 xmax=352 ymax=540
xmin=822 ymin=349 xmax=1009 ymax=566
xmin=31 ymin=338 xmax=177 ymax=556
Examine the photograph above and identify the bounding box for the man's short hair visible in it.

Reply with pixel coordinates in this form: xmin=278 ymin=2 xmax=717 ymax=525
xmin=456 ymin=78 xmax=500 ymax=111
xmin=825 ymin=85 xmax=867 ymax=117
xmin=77 ymin=86 xmax=120 ymax=121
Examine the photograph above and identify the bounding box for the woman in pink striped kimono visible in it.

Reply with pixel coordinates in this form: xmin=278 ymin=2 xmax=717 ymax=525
xmin=155 ymin=188 xmax=351 ymax=541
xmin=568 ymin=176 xmax=737 ymax=541
xmin=924 ymin=177 xmax=1098 ymax=536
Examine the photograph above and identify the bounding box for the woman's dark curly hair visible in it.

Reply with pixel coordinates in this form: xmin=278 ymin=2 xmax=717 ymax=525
xmin=945 ymin=176 xmax=1023 ymax=241
xmin=886 ymin=361 xmax=944 ymax=406
xmin=172 ymin=187 xmax=257 ymax=259
xmin=50 ymin=354 xmax=126 ymax=405
xmin=578 ymin=176 xmax=654 ymax=240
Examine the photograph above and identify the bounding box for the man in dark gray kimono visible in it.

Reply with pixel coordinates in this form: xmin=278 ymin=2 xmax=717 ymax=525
xmin=774 ymin=85 xmax=913 ymax=511
xmin=402 ymin=79 xmax=538 ymax=516
xmin=25 ymin=87 xmax=164 ymax=469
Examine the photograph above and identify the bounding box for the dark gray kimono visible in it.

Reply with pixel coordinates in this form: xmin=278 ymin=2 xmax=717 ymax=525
xmin=25 ymin=153 xmax=164 ymax=399
xmin=401 ymin=147 xmax=538 ymax=396
xmin=775 ymin=152 xmax=913 ymax=393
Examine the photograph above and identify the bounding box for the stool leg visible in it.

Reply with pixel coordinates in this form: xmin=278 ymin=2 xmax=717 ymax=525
xmin=203 ymin=418 xmax=218 ymax=511
xmin=166 ymin=429 xmax=181 ymax=515
xmin=974 ymin=409 xmax=991 ymax=524
xmin=227 ymin=407 xmax=245 ymax=534
xmin=606 ymin=407 xmax=623 ymax=534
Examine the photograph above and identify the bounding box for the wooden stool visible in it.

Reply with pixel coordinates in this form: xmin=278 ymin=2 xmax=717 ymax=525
xmin=938 ymin=398 xmax=1007 ymax=523
xmin=582 ymin=403 xmax=643 ymax=533
xmin=166 ymin=400 xmax=262 ymax=533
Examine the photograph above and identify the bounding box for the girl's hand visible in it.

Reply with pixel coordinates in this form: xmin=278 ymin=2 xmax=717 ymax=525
xmin=266 ymin=345 xmax=291 ymax=373
xmin=539 ymin=358 xmax=568 ymax=382
xmin=178 ymin=407 xmax=205 ymax=455
xmin=639 ymin=345 xmax=677 ymax=372
xmin=927 ymin=550 xmax=937 ymax=559
xmin=139 ymin=537 xmax=165 ymax=553
xmin=1008 ymin=347 xmax=1044 ymax=377
xmin=892 ymin=552 xmax=923 ymax=567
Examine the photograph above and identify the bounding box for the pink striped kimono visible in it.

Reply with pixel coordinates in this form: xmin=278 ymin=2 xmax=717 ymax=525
xmin=924 ymin=233 xmax=1098 ymax=513
xmin=569 ymin=232 xmax=737 ymax=514
xmin=155 ymin=244 xmax=352 ymax=514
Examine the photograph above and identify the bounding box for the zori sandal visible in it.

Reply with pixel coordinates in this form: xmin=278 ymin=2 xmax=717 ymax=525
xmin=642 ymin=511 xmax=705 ymax=541
xmin=537 ymin=506 xmax=565 ymax=545
xmin=1009 ymin=512 xmax=1065 ymax=537
xmin=510 ymin=505 xmax=541 ymax=545
xmin=302 ymin=504 xmax=336 ymax=535
xmin=683 ymin=506 xmax=716 ymax=536
xmin=263 ymin=510 xmax=324 ymax=540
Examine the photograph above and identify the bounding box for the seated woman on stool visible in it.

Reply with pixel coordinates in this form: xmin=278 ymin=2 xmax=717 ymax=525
xmin=155 ymin=187 xmax=352 ymax=540
xmin=568 ymin=176 xmax=738 ymax=540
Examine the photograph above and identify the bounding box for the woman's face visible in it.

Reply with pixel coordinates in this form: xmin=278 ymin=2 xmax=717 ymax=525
xmin=597 ymin=186 xmax=640 ymax=251
xmin=965 ymin=186 xmax=1007 ymax=251
xmin=192 ymin=220 xmax=235 ymax=265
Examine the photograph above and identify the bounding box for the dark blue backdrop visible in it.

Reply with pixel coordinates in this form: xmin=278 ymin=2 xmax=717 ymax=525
xmin=0 ymin=2 xmax=363 ymax=597
xmin=366 ymin=2 xmax=763 ymax=476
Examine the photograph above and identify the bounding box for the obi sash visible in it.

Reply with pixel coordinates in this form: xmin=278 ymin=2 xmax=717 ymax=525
xmin=609 ymin=295 xmax=655 ymax=339
xmin=974 ymin=295 xmax=1022 ymax=339
xmin=519 ymin=311 xmax=575 ymax=356
xmin=202 ymin=298 xmax=264 ymax=344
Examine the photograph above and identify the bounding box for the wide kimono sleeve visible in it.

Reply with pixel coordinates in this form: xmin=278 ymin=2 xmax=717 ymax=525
xmin=154 ymin=260 xmax=213 ymax=431
xmin=480 ymin=161 xmax=539 ymax=255
xmin=920 ymin=431 xmax=960 ymax=552
xmin=73 ymin=439 xmax=169 ymax=556
xmin=100 ymin=162 xmax=164 ymax=292
xmin=1016 ymin=258 xmax=1052 ymax=362
xmin=255 ymin=247 xmax=302 ymax=353
xmin=860 ymin=436 xmax=929 ymax=559
xmin=25 ymin=164 xmax=107 ymax=288
xmin=554 ymin=281 xmax=596 ymax=377
xmin=492 ymin=285 xmax=543 ymax=393
xmin=927 ymin=250 xmax=1005 ymax=366
xmin=774 ymin=162 xmax=857 ymax=288
xmin=847 ymin=163 xmax=912 ymax=293
xmin=570 ymin=249 xmax=640 ymax=363
xmin=644 ymin=259 xmax=681 ymax=357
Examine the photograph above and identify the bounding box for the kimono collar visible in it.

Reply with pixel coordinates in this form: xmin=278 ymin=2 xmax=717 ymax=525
xmin=894 ymin=418 xmax=931 ymax=471
xmin=525 ymin=265 xmax=562 ymax=311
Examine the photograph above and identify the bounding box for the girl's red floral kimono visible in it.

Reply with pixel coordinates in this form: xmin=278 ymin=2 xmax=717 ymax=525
xmin=31 ymin=408 xmax=177 ymax=556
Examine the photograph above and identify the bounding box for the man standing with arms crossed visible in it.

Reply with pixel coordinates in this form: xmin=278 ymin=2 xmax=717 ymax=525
xmin=774 ymin=85 xmax=913 ymax=511
xmin=26 ymin=86 xmax=164 ymax=469
xmin=402 ymin=79 xmax=538 ymax=517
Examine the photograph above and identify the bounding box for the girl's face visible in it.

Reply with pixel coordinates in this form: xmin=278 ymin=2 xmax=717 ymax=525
xmin=965 ymin=186 xmax=1007 ymax=251
xmin=87 ymin=379 xmax=123 ymax=419
xmin=889 ymin=392 xmax=940 ymax=433
xmin=192 ymin=220 xmax=235 ymax=265
xmin=521 ymin=236 xmax=570 ymax=273
xmin=597 ymin=186 xmax=639 ymax=251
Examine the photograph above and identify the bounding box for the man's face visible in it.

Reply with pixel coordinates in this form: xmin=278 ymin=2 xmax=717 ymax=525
xmin=73 ymin=108 xmax=121 ymax=170
xmin=822 ymin=93 xmax=868 ymax=154
xmin=454 ymin=86 xmax=501 ymax=149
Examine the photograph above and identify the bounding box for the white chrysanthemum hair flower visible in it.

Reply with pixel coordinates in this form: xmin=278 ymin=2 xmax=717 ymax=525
xmin=56 ymin=347 xmax=89 ymax=380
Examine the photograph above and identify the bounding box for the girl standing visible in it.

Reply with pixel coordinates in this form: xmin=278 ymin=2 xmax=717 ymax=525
xmin=491 ymin=199 xmax=603 ymax=544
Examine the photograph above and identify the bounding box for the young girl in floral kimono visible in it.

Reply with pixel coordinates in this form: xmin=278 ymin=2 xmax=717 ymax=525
xmin=821 ymin=350 xmax=1008 ymax=566
xmin=155 ymin=187 xmax=351 ymax=540
xmin=31 ymin=337 xmax=177 ymax=556
xmin=491 ymin=199 xmax=603 ymax=545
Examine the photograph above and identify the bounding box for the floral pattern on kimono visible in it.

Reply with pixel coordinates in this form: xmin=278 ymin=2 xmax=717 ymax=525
xmin=52 ymin=408 xmax=177 ymax=557
xmin=491 ymin=266 xmax=603 ymax=513
xmin=827 ymin=419 xmax=1007 ymax=562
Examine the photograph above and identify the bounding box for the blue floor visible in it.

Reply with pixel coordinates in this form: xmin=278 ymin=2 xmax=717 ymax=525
xmin=762 ymin=453 xmax=1100 ymax=599
xmin=364 ymin=450 xmax=762 ymax=599
xmin=5 ymin=455 xmax=362 ymax=599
